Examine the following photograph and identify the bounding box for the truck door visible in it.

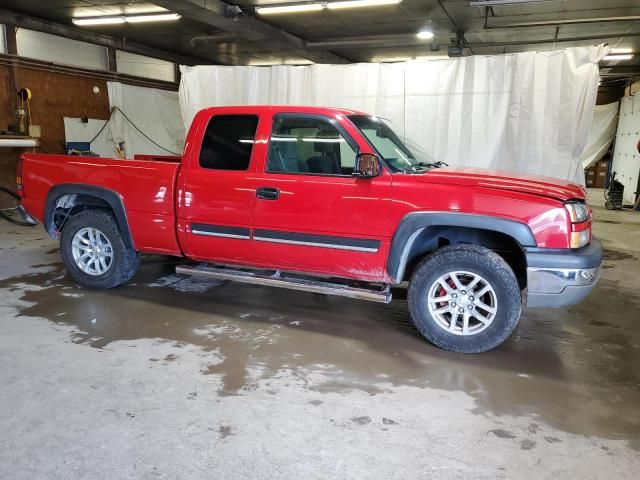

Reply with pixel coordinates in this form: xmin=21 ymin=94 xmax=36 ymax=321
xmin=251 ymin=113 xmax=392 ymax=282
xmin=181 ymin=113 xmax=260 ymax=265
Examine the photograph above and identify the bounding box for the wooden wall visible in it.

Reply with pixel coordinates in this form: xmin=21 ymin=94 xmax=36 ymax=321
xmin=0 ymin=64 xmax=110 ymax=191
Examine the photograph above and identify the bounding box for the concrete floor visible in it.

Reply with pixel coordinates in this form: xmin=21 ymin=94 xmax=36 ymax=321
xmin=1 ymin=188 xmax=639 ymax=479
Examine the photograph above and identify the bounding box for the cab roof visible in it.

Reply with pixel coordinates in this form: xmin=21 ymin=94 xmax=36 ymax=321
xmin=198 ymin=105 xmax=368 ymax=117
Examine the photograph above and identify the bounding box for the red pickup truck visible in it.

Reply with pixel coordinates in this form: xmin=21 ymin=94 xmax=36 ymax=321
xmin=17 ymin=105 xmax=602 ymax=353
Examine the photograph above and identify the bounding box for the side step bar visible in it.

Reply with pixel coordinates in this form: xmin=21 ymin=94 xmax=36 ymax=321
xmin=176 ymin=264 xmax=392 ymax=304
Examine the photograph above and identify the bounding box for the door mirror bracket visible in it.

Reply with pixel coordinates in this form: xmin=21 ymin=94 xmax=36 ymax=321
xmin=353 ymin=153 xmax=381 ymax=179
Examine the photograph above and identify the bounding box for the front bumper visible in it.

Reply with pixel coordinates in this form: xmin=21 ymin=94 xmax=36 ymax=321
xmin=525 ymin=238 xmax=603 ymax=308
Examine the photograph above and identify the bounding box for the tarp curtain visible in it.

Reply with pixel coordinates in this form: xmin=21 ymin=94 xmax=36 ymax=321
xmin=63 ymin=117 xmax=115 ymax=158
xmin=180 ymin=45 xmax=607 ymax=184
xmin=106 ymin=82 xmax=186 ymax=158
xmin=580 ymin=102 xmax=619 ymax=169
xmin=64 ymin=83 xmax=186 ymax=159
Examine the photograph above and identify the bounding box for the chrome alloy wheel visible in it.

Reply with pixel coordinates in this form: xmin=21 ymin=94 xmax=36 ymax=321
xmin=71 ymin=227 xmax=114 ymax=276
xmin=427 ymin=271 xmax=498 ymax=336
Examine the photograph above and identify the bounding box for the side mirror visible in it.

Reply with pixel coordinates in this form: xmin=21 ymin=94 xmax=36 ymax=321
xmin=353 ymin=153 xmax=381 ymax=179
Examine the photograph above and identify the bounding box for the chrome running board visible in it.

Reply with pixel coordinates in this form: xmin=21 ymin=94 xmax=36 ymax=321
xmin=176 ymin=264 xmax=392 ymax=304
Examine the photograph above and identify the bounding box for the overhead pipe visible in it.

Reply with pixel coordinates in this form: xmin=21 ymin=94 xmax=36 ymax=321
xmin=308 ymin=32 xmax=640 ymax=50
xmin=307 ymin=34 xmax=442 ymax=49
xmin=464 ymin=32 xmax=640 ymax=48
xmin=485 ymin=15 xmax=640 ymax=29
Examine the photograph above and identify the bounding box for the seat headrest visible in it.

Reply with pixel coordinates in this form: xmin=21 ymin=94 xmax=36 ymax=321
xmin=314 ymin=132 xmax=339 ymax=153
xmin=314 ymin=141 xmax=334 ymax=153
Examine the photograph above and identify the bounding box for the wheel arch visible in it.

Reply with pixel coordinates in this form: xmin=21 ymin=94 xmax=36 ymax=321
xmin=388 ymin=212 xmax=536 ymax=285
xmin=44 ymin=184 xmax=135 ymax=250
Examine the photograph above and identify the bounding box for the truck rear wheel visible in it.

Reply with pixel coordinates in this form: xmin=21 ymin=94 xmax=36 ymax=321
xmin=407 ymin=244 xmax=521 ymax=353
xmin=60 ymin=210 xmax=140 ymax=289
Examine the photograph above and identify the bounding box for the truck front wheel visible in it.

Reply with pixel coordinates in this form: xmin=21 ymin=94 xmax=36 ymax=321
xmin=60 ymin=210 xmax=140 ymax=289
xmin=408 ymin=244 xmax=521 ymax=353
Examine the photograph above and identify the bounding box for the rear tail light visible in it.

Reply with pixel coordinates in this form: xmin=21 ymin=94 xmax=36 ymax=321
xmin=16 ymin=157 xmax=24 ymax=197
xmin=565 ymin=202 xmax=591 ymax=248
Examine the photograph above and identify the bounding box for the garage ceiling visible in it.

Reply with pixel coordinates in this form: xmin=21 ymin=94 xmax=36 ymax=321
xmin=1 ymin=0 xmax=639 ymax=80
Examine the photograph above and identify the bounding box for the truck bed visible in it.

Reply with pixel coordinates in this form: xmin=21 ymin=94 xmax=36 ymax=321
xmin=20 ymin=153 xmax=182 ymax=255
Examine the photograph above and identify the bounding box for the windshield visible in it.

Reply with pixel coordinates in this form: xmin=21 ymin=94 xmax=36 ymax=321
xmin=348 ymin=115 xmax=441 ymax=173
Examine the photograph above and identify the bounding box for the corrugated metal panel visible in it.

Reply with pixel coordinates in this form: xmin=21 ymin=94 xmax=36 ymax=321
xmin=16 ymin=28 xmax=108 ymax=71
xmin=116 ymin=50 xmax=175 ymax=83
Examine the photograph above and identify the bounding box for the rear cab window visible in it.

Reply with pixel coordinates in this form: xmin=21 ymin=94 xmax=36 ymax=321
xmin=199 ymin=115 xmax=259 ymax=170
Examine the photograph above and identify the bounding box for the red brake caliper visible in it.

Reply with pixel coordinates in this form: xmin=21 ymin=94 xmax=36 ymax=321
xmin=437 ymin=286 xmax=448 ymax=309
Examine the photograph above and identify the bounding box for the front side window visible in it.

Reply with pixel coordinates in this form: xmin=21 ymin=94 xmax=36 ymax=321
xmin=199 ymin=115 xmax=259 ymax=170
xmin=267 ymin=116 xmax=357 ymax=175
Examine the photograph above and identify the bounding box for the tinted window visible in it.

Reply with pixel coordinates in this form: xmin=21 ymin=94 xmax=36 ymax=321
xmin=199 ymin=115 xmax=259 ymax=170
xmin=267 ymin=116 xmax=357 ymax=175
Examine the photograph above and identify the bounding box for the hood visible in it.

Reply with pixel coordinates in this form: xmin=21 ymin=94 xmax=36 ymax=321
xmin=416 ymin=167 xmax=586 ymax=201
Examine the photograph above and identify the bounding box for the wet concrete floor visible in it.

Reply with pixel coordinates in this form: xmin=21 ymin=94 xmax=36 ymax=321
xmin=1 ymin=190 xmax=639 ymax=479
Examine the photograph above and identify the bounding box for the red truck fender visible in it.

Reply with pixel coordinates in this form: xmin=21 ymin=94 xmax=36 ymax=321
xmin=43 ymin=184 xmax=136 ymax=250
xmin=387 ymin=212 xmax=536 ymax=283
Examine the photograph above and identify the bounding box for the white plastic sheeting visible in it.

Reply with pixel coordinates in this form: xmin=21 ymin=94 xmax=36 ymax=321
xmin=180 ymin=46 xmax=606 ymax=184
xmin=580 ymin=102 xmax=619 ymax=169
xmin=107 ymin=82 xmax=186 ymax=158
xmin=612 ymin=95 xmax=640 ymax=204
xmin=63 ymin=117 xmax=115 ymax=158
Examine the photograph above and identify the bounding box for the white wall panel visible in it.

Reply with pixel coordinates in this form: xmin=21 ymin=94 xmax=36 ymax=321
xmin=611 ymin=95 xmax=640 ymax=204
xmin=116 ymin=50 xmax=175 ymax=83
xmin=16 ymin=28 xmax=107 ymax=71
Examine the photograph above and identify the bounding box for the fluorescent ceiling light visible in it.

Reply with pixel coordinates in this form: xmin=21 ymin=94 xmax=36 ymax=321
xmin=256 ymin=3 xmax=324 ymax=15
xmin=610 ymin=48 xmax=632 ymax=54
xmin=470 ymin=0 xmax=549 ymax=6
xmin=415 ymin=55 xmax=449 ymax=60
xmin=72 ymin=12 xmax=180 ymax=26
xmin=603 ymin=54 xmax=634 ymax=61
xmin=372 ymin=56 xmax=411 ymax=63
xmin=72 ymin=16 xmax=126 ymax=26
xmin=125 ymin=13 xmax=181 ymax=23
xmin=372 ymin=54 xmax=449 ymax=63
xmin=257 ymin=0 xmax=401 ymax=15
xmin=327 ymin=0 xmax=402 ymax=9
xmin=417 ymin=28 xmax=434 ymax=40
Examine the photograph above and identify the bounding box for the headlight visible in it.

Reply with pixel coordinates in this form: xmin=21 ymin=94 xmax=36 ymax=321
xmin=565 ymin=202 xmax=590 ymax=223
xmin=565 ymin=202 xmax=591 ymax=248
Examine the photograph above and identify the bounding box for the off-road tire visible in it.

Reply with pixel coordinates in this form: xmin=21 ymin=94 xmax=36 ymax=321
xmin=60 ymin=209 xmax=140 ymax=289
xmin=408 ymin=244 xmax=521 ymax=353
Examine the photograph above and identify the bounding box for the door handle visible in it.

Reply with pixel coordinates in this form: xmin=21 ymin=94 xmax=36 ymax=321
xmin=256 ymin=187 xmax=279 ymax=200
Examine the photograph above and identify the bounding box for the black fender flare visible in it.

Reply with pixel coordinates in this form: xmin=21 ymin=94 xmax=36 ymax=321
xmin=387 ymin=211 xmax=536 ymax=283
xmin=44 ymin=184 xmax=135 ymax=249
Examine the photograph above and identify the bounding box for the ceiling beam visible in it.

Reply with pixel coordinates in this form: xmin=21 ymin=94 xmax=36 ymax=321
xmin=0 ymin=9 xmax=210 ymax=66
xmin=599 ymin=66 xmax=640 ymax=76
xmin=0 ymin=53 xmax=180 ymax=90
xmin=151 ymin=0 xmax=349 ymax=64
